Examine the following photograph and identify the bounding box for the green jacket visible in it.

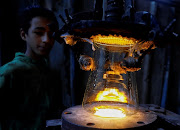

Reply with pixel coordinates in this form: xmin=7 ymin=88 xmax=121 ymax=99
xmin=0 ymin=52 xmax=51 ymax=129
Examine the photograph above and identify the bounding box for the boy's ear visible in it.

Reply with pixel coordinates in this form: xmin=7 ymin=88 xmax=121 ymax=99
xmin=20 ymin=28 xmax=27 ymax=41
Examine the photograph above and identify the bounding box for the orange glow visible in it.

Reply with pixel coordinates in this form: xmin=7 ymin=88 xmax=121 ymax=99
xmin=90 ymin=34 xmax=156 ymax=54
xmin=94 ymin=106 xmax=126 ymax=118
xmin=90 ymin=34 xmax=136 ymax=46
xmin=95 ymin=88 xmax=128 ymax=103
xmin=110 ymin=63 xmax=141 ymax=73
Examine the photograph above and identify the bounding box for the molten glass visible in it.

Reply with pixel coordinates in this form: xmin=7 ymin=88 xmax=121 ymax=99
xmin=95 ymin=88 xmax=127 ymax=103
xmin=94 ymin=106 xmax=126 ymax=118
xmin=93 ymin=88 xmax=128 ymax=118
xmin=90 ymin=34 xmax=155 ymax=55
xmin=90 ymin=34 xmax=136 ymax=46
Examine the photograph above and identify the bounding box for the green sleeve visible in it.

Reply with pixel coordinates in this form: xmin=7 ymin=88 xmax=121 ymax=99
xmin=0 ymin=75 xmax=5 ymax=88
xmin=0 ymin=72 xmax=13 ymax=88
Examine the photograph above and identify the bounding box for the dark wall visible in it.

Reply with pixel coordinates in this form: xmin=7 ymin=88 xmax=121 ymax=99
xmin=0 ymin=0 xmax=24 ymax=65
xmin=135 ymin=0 xmax=180 ymax=114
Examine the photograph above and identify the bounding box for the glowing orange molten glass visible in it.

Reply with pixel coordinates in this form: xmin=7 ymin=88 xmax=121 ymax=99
xmin=90 ymin=34 xmax=136 ymax=46
xmin=93 ymin=88 xmax=128 ymax=117
xmin=94 ymin=106 xmax=126 ymax=118
xmin=95 ymin=88 xmax=128 ymax=103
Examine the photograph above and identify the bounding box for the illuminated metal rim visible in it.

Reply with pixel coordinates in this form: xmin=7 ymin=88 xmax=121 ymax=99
xmin=61 ymin=105 xmax=157 ymax=130
xmin=90 ymin=34 xmax=137 ymax=47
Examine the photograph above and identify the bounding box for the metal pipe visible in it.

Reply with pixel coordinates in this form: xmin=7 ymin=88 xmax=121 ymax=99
xmin=125 ymin=0 xmax=132 ymax=10
xmin=105 ymin=0 xmax=125 ymax=21
xmin=161 ymin=45 xmax=172 ymax=108
xmin=94 ymin=0 xmax=103 ymax=20
xmin=70 ymin=48 xmax=75 ymax=106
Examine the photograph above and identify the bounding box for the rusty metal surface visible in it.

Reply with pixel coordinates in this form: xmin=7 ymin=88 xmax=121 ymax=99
xmin=46 ymin=104 xmax=180 ymax=129
xmin=61 ymin=105 xmax=157 ymax=130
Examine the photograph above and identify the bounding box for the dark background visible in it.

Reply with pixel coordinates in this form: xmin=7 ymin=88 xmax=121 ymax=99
xmin=0 ymin=0 xmax=180 ymax=115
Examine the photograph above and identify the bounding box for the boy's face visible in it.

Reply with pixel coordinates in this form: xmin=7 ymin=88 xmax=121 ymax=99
xmin=22 ymin=16 xmax=55 ymax=58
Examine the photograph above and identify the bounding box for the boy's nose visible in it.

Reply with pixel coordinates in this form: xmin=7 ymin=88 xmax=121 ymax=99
xmin=42 ymin=33 xmax=50 ymax=43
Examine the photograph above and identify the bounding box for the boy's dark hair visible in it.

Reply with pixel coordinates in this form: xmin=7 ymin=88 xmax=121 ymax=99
xmin=19 ymin=5 xmax=59 ymax=34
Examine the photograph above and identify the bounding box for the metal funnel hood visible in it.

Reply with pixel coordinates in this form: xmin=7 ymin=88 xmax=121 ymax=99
xmin=54 ymin=0 xmax=179 ymax=69
xmin=56 ymin=0 xmax=161 ymax=42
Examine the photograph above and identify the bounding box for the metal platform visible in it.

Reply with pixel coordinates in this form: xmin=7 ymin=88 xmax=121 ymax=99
xmin=46 ymin=104 xmax=180 ymax=130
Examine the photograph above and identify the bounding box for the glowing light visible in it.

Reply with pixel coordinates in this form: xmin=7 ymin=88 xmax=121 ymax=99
xmin=90 ymin=34 xmax=136 ymax=46
xmin=90 ymin=34 xmax=156 ymax=53
xmin=95 ymin=88 xmax=128 ymax=103
xmin=94 ymin=107 xmax=126 ymax=118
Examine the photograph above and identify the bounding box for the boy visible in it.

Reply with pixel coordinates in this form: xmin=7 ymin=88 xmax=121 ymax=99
xmin=0 ymin=5 xmax=59 ymax=129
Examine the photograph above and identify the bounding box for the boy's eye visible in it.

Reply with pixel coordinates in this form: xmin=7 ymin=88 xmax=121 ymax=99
xmin=34 ymin=32 xmax=44 ymax=35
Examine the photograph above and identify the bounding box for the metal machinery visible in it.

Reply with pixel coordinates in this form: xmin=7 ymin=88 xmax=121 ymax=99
xmin=48 ymin=0 xmax=180 ymax=129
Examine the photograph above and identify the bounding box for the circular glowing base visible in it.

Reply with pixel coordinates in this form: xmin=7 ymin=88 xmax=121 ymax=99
xmin=83 ymin=102 xmax=138 ymax=117
xmin=61 ymin=105 xmax=157 ymax=130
